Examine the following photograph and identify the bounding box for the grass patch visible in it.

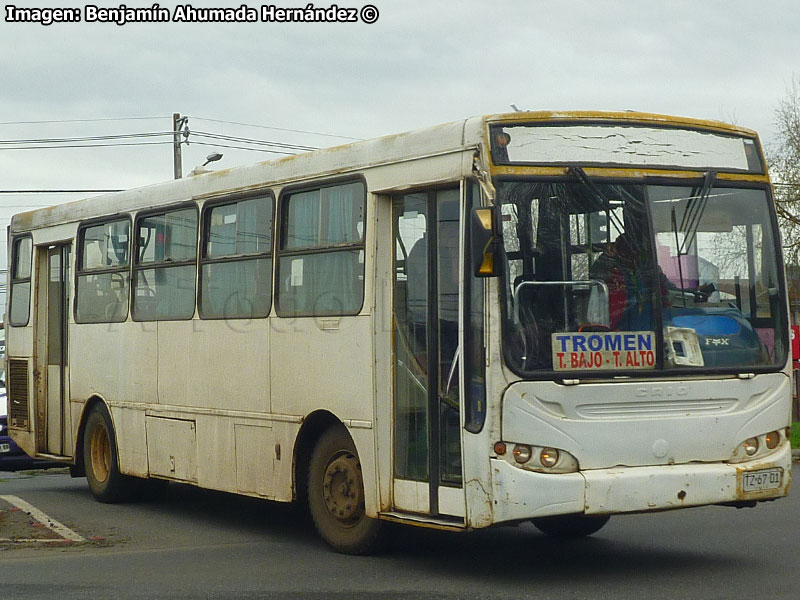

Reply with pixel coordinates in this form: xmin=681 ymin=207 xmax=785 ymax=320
xmin=792 ymin=423 xmax=800 ymax=449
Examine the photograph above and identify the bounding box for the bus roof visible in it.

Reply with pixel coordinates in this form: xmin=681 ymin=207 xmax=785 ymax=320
xmin=9 ymin=110 xmax=759 ymax=233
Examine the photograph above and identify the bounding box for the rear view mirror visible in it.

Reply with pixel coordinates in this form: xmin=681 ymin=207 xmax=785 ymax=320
xmin=471 ymin=207 xmax=499 ymax=277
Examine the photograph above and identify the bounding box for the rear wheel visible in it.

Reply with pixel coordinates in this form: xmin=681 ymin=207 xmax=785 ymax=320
xmin=532 ymin=514 xmax=610 ymax=538
xmin=83 ymin=403 xmax=138 ymax=503
xmin=308 ymin=425 xmax=384 ymax=554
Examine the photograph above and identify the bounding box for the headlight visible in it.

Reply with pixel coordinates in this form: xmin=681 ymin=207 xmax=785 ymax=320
xmin=540 ymin=448 xmax=559 ymax=467
xmin=730 ymin=429 xmax=786 ymax=463
xmin=497 ymin=442 xmax=578 ymax=473
xmin=513 ymin=444 xmax=532 ymax=464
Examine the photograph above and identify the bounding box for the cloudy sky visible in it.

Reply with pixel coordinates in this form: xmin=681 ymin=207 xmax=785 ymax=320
xmin=1 ymin=0 xmax=799 ymax=275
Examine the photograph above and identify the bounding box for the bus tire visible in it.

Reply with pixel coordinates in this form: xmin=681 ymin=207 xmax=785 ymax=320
xmin=83 ymin=403 xmax=136 ymax=503
xmin=308 ymin=425 xmax=384 ymax=554
xmin=531 ymin=514 xmax=610 ymax=538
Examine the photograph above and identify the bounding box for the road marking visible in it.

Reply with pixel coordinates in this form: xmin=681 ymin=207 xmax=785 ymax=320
xmin=0 ymin=495 xmax=85 ymax=542
xmin=0 ymin=538 xmax=73 ymax=543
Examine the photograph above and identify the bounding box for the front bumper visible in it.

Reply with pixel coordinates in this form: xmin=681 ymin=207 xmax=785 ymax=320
xmin=490 ymin=442 xmax=791 ymax=524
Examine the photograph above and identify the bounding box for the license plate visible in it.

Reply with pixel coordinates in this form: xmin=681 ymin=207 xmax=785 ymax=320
xmin=0 ymin=443 xmax=10 ymax=453
xmin=741 ymin=468 xmax=783 ymax=492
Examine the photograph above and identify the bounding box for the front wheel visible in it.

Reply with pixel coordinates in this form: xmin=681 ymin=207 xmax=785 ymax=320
xmin=83 ymin=403 xmax=138 ymax=503
xmin=308 ymin=425 xmax=384 ymax=554
xmin=532 ymin=514 xmax=610 ymax=538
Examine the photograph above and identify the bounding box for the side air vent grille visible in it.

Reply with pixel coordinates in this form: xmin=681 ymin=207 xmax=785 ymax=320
xmin=8 ymin=358 xmax=30 ymax=429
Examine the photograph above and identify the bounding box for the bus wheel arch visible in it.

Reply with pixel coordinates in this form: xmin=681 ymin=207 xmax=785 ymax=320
xmin=293 ymin=410 xmax=342 ymax=507
xmin=81 ymin=400 xmax=137 ymax=503
xmin=71 ymin=395 xmax=108 ymax=478
xmin=307 ymin=422 xmax=384 ymax=554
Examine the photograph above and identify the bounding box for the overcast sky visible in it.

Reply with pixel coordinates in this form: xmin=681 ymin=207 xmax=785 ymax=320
xmin=1 ymin=0 xmax=799 ymax=276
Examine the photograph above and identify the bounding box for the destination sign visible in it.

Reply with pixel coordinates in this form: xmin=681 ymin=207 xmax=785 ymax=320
xmin=552 ymin=332 xmax=656 ymax=371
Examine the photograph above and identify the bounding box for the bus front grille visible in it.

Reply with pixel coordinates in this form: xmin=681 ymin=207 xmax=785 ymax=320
xmin=575 ymin=398 xmax=737 ymax=419
xmin=8 ymin=358 xmax=30 ymax=429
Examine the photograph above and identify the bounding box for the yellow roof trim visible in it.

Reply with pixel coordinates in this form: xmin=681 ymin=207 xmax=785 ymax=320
xmin=482 ymin=110 xmax=758 ymax=138
xmin=489 ymin=165 xmax=771 ymax=183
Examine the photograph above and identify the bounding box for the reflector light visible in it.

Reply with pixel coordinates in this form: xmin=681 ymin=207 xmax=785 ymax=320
xmin=475 ymin=208 xmax=493 ymax=231
xmin=494 ymin=442 xmax=507 ymax=456
xmin=765 ymin=431 xmax=780 ymax=449
xmin=478 ymin=252 xmax=495 ymax=275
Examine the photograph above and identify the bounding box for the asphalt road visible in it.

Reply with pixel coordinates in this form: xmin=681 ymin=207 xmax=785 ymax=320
xmin=0 ymin=465 xmax=798 ymax=600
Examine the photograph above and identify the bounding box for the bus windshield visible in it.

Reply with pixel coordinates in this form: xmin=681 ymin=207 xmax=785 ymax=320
xmin=497 ymin=180 xmax=787 ymax=375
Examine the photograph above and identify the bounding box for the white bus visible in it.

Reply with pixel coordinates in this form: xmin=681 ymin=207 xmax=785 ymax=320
xmin=6 ymin=111 xmax=792 ymax=553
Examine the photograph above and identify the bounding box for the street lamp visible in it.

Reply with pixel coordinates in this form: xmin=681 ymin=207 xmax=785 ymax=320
xmin=202 ymin=153 xmax=223 ymax=167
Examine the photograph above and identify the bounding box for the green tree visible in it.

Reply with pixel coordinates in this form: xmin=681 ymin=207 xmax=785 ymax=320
xmin=767 ymin=78 xmax=800 ymax=315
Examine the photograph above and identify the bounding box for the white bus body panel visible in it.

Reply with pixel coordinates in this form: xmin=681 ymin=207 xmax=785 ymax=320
xmin=70 ymin=322 xmax=159 ymax=409
xmin=488 ymin=372 xmax=792 ymax=524
xmin=582 ymin=442 xmax=792 ymax=513
xmin=502 ymin=373 xmax=791 ymax=469
xmin=157 ymin=319 xmax=271 ymax=413
xmin=490 ymin=442 xmax=791 ymax=522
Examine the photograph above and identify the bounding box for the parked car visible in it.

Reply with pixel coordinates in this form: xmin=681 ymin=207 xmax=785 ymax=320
xmin=1 ymin=380 xmax=60 ymax=471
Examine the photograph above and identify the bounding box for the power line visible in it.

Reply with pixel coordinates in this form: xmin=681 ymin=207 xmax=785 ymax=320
xmin=187 ymin=115 xmax=362 ymax=141
xmin=0 ymin=131 xmax=172 ymax=145
xmin=0 ymin=138 xmax=294 ymax=155
xmin=190 ymin=141 xmax=294 ymax=155
xmin=0 ymin=128 xmax=315 ymax=154
xmin=192 ymin=130 xmax=318 ymax=151
xmin=0 ymin=116 xmax=167 ymax=126
xmin=0 ymin=141 xmax=173 ymax=150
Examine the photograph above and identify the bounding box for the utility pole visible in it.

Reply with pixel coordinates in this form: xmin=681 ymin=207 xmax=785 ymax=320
xmin=173 ymin=112 xmax=188 ymax=179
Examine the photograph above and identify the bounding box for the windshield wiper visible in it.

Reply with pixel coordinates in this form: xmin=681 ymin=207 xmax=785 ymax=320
xmin=677 ymin=170 xmax=716 ymax=256
xmin=672 ymin=170 xmax=717 ymax=302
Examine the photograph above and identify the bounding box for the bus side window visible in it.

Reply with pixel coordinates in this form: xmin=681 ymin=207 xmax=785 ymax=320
xmin=465 ymin=181 xmax=486 ymax=432
xmin=8 ymin=235 xmax=33 ymax=327
xmin=132 ymin=206 xmax=198 ymax=321
xmin=199 ymin=195 xmax=274 ymax=319
xmin=75 ymin=219 xmax=131 ymax=324
xmin=276 ymin=181 xmax=366 ymax=317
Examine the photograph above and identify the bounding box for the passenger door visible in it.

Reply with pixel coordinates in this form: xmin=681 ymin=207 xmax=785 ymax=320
xmin=392 ymin=187 xmax=464 ymax=518
xmin=34 ymin=243 xmax=72 ymax=456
